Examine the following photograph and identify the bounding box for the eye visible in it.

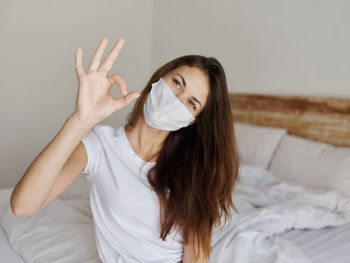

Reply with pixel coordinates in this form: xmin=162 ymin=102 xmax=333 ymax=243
xmin=173 ymin=79 xmax=181 ymax=89
xmin=189 ymin=100 xmax=196 ymax=110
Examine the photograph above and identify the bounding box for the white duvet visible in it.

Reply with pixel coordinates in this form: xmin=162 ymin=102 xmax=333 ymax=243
xmin=210 ymin=165 xmax=350 ymax=263
xmin=2 ymin=165 xmax=350 ymax=263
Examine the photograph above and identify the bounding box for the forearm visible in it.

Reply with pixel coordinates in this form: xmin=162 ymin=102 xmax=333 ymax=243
xmin=10 ymin=114 xmax=91 ymax=215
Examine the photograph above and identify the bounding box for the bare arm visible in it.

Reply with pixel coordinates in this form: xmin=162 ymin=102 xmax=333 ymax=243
xmin=10 ymin=115 xmax=89 ymax=216
xmin=37 ymin=140 xmax=87 ymax=211
xmin=10 ymin=37 xmax=140 ymax=216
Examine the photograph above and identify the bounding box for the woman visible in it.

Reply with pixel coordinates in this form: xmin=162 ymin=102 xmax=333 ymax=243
xmin=10 ymin=37 xmax=240 ymax=263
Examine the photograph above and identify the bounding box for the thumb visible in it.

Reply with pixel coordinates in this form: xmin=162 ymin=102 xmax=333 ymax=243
xmin=107 ymin=74 xmax=128 ymax=96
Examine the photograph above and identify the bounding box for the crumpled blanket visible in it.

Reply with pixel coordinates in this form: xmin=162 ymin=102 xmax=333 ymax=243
xmin=210 ymin=165 xmax=350 ymax=263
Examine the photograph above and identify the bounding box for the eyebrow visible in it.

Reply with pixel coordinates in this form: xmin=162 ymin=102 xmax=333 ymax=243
xmin=175 ymin=73 xmax=202 ymax=109
xmin=192 ymin=96 xmax=202 ymax=109
xmin=175 ymin=73 xmax=186 ymax=87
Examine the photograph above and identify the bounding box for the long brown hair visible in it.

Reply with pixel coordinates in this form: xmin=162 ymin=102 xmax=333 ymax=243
xmin=126 ymin=55 xmax=240 ymax=261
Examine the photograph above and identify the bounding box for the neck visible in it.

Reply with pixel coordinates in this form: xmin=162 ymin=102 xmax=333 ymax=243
xmin=125 ymin=114 xmax=170 ymax=162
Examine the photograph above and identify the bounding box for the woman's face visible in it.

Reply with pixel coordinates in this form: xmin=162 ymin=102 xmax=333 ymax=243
xmin=162 ymin=65 xmax=210 ymax=118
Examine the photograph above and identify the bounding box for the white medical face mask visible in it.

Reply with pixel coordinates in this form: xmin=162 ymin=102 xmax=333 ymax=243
xmin=143 ymin=78 xmax=195 ymax=131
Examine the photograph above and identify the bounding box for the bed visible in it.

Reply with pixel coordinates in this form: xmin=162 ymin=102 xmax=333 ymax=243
xmin=0 ymin=189 xmax=25 ymax=263
xmin=1 ymin=93 xmax=350 ymax=263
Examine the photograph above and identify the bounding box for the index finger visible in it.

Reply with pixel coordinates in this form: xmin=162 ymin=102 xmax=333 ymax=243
xmin=98 ymin=38 xmax=125 ymax=73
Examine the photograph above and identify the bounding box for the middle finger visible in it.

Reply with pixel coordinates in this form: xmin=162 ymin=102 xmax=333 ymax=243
xmin=88 ymin=37 xmax=109 ymax=72
xmin=98 ymin=38 xmax=125 ymax=74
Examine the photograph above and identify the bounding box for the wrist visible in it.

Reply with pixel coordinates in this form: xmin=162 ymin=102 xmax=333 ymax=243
xmin=66 ymin=113 xmax=95 ymax=134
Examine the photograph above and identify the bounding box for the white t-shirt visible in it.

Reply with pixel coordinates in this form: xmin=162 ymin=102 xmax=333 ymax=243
xmin=81 ymin=124 xmax=183 ymax=263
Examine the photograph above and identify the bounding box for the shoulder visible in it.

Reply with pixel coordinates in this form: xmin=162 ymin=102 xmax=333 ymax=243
xmin=92 ymin=124 xmax=114 ymax=133
xmin=82 ymin=124 xmax=123 ymax=151
xmin=90 ymin=124 xmax=123 ymax=139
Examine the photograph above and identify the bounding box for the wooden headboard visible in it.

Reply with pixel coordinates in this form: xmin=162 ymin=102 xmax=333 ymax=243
xmin=229 ymin=93 xmax=350 ymax=147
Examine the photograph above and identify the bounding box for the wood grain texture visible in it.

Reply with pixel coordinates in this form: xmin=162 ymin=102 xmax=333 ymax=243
xmin=229 ymin=93 xmax=350 ymax=147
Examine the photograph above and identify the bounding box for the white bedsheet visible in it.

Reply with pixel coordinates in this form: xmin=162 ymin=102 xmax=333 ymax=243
xmin=0 ymin=225 xmax=25 ymax=263
xmin=281 ymin=222 xmax=350 ymax=263
xmin=210 ymin=165 xmax=350 ymax=262
xmin=1 ymin=166 xmax=350 ymax=262
xmin=0 ymin=188 xmax=25 ymax=262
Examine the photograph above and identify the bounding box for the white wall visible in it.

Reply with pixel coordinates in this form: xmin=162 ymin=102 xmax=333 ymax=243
xmin=0 ymin=0 xmax=154 ymax=187
xmin=152 ymin=0 xmax=350 ymax=97
xmin=1 ymin=0 xmax=349 ymax=187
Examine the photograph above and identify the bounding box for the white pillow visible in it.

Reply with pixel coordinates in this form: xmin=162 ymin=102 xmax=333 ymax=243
xmin=59 ymin=173 xmax=90 ymax=201
xmin=59 ymin=174 xmax=92 ymax=218
xmin=234 ymin=122 xmax=287 ymax=169
xmin=1 ymin=194 xmax=100 ymax=263
xmin=269 ymin=134 xmax=350 ymax=198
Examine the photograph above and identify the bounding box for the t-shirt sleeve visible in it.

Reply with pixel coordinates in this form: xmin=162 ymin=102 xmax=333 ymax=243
xmin=81 ymin=125 xmax=103 ymax=179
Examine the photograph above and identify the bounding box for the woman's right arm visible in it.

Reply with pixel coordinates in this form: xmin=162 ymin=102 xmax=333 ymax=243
xmin=10 ymin=37 xmax=140 ymax=216
xmin=10 ymin=115 xmax=90 ymax=216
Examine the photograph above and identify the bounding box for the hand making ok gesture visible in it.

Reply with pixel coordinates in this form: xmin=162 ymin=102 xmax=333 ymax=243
xmin=73 ymin=37 xmax=140 ymax=128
